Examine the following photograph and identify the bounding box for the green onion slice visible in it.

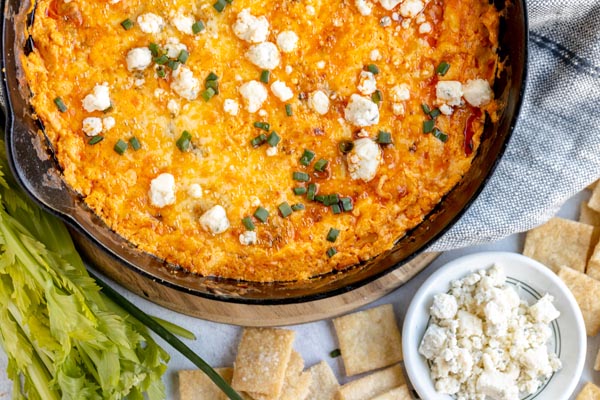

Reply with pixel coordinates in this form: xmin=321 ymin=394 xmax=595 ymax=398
xmin=291 ymin=203 xmax=305 ymax=211
xmin=192 ymin=21 xmax=205 ymax=34
xmin=88 ymin=135 xmax=104 ymax=145
xmin=340 ymin=197 xmax=353 ymax=212
xmin=250 ymin=133 xmax=267 ymax=147
xmin=314 ymin=159 xmax=328 ymax=172
xmin=331 ymin=204 xmax=342 ymax=214
xmin=253 ymin=121 xmax=270 ymax=131
xmin=178 ymin=50 xmax=189 ymax=64
xmin=260 ymin=70 xmax=270 ymax=84
xmin=213 ymin=0 xmax=227 ymax=12
xmin=423 ymin=119 xmax=435 ymax=134
xmin=299 ymin=149 xmax=316 ymax=166
xmin=53 ymin=97 xmax=67 ymax=113
xmin=242 ymin=216 xmax=255 ymax=231
xmin=114 ymin=139 xmax=128 ymax=155
xmin=120 ymin=18 xmax=134 ymax=30
xmin=201 ymin=87 xmax=216 ymax=102
xmin=267 ymin=131 xmax=281 ymax=147
xmin=421 ymin=104 xmax=431 ymax=115
xmin=176 ymin=130 xmax=192 ymax=151
xmin=376 ymin=131 xmax=392 ymax=144
xmin=366 ymin=64 xmax=380 ymax=74
xmin=154 ymin=55 xmax=169 ymax=65
xmin=206 ymin=72 xmax=219 ymax=81
xmin=148 ymin=43 xmax=160 ymax=57
xmin=432 ymin=128 xmax=448 ymax=142
xmin=293 ymin=187 xmax=307 ymax=195
xmin=293 ymin=171 xmax=310 ymax=182
xmin=436 ymin=61 xmax=450 ymax=76
xmin=129 ymin=137 xmax=141 ymax=151
xmin=278 ymin=202 xmax=293 ymax=218
xmin=307 ymin=183 xmax=318 ymax=201
xmin=253 ymin=207 xmax=269 ymax=223
xmin=329 ymin=348 xmax=341 ymax=358
xmin=326 ymin=228 xmax=340 ymax=242
xmin=326 ymin=247 xmax=338 ymax=258
xmin=429 ymin=108 xmax=441 ymax=119
xmin=371 ymin=90 xmax=383 ymax=105
xmin=285 ymin=104 xmax=293 ymax=117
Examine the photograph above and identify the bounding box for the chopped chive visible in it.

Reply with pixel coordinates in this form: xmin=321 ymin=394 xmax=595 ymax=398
xmin=299 ymin=149 xmax=316 ymax=166
xmin=213 ymin=0 xmax=227 ymax=12
xmin=421 ymin=104 xmax=431 ymax=115
xmin=242 ymin=216 xmax=255 ymax=231
xmin=201 ymin=87 xmax=216 ymax=102
xmin=250 ymin=133 xmax=267 ymax=147
xmin=154 ymin=55 xmax=169 ymax=65
xmin=293 ymin=171 xmax=310 ymax=182
xmin=291 ymin=203 xmax=305 ymax=211
xmin=340 ymin=197 xmax=353 ymax=212
xmin=120 ymin=18 xmax=134 ymax=30
xmin=205 ymin=79 xmax=219 ymax=94
xmin=293 ymin=187 xmax=307 ymax=195
xmin=129 ymin=137 xmax=141 ymax=150
xmin=278 ymin=202 xmax=293 ymax=218
xmin=114 ymin=139 xmax=128 ymax=155
xmin=53 ymin=97 xmax=67 ymax=112
xmin=314 ymin=195 xmax=326 ymax=203
xmin=429 ymin=108 xmax=441 ymax=119
xmin=314 ymin=159 xmax=328 ymax=172
xmin=436 ymin=61 xmax=450 ymax=76
xmin=338 ymin=140 xmax=354 ymax=154
xmin=206 ymin=72 xmax=219 ymax=81
xmin=260 ymin=70 xmax=270 ymax=84
xmin=324 ymin=194 xmax=339 ymax=206
xmin=177 ymin=50 xmax=189 ymax=64
xmin=253 ymin=207 xmax=269 ymax=223
xmin=326 ymin=247 xmax=338 ymax=258
xmin=432 ymin=128 xmax=448 ymax=142
xmin=148 ymin=43 xmax=160 ymax=57
xmin=176 ymin=130 xmax=192 ymax=151
xmin=331 ymin=204 xmax=342 ymax=214
xmin=285 ymin=103 xmax=293 ymax=116
xmin=253 ymin=121 xmax=270 ymax=131
xmin=329 ymin=348 xmax=341 ymax=358
xmin=88 ymin=135 xmax=104 ymax=145
xmin=366 ymin=64 xmax=380 ymax=74
xmin=167 ymin=60 xmax=180 ymax=71
xmin=423 ymin=119 xmax=435 ymax=134
xmin=192 ymin=20 xmax=205 ymax=34
xmin=267 ymin=131 xmax=281 ymax=147
xmin=307 ymin=183 xmax=318 ymax=201
xmin=376 ymin=130 xmax=392 ymax=144
xmin=156 ymin=66 xmax=166 ymax=78
xmin=371 ymin=89 xmax=383 ymax=105
xmin=326 ymin=228 xmax=340 ymax=242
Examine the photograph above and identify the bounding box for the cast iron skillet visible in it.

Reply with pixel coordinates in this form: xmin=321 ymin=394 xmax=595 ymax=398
xmin=1 ymin=0 xmax=528 ymax=304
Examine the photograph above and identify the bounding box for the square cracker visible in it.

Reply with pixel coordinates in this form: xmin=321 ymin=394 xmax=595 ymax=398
xmin=231 ymin=328 xmax=295 ymax=397
xmin=577 ymin=382 xmax=600 ymax=400
xmin=248 ymin=351 xmax=311 ymax=400
xmin=586 ymin=241 xmax=600 ymax=281
xmin=370 ymin=384 xmax=413 ymax=400
xmin=588 ymin=180 xmax=598 ymax=191
xmin=589 ymin=183 xmax=600 ymax=212
xmin=306 ymin=361 xmax=339 ymax=400
xmin=337 ymin=364 xmax=406 ymax=400
xmin=523 ymin=217 xmax=594 ymax=272
xmin=558 ymin=266 xmax=600 ymax=336
xmin=332 ymin=304 xmax=403 ymax=376
xmin=580 ymin=201 xmax=600 ymax=226
xmin=178 ymin=367 xmax=234 ymax=400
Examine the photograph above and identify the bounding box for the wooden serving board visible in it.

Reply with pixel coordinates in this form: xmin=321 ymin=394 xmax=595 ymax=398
xmin=82 ymin=238 xmax=438 ymax=326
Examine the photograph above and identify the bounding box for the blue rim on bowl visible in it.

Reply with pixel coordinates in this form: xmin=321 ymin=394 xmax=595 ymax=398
xmin=402 ymin=252 xmax=586 ymax=400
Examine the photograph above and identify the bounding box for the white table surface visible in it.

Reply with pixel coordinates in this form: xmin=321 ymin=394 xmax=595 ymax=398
xmin=0 ymin=190 xmax=597 ymax=400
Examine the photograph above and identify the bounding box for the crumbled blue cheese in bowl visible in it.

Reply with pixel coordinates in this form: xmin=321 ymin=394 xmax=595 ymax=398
xmin=418 ymin=265 xmax=561 ymax=400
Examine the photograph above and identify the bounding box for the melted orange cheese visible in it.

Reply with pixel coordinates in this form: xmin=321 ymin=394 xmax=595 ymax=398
xmin=22 ymin=0 xmax=500 ymax=282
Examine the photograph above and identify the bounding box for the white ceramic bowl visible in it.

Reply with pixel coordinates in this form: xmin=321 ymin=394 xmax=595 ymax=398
xmin=402 ymin=252 xmax=586 ymax=400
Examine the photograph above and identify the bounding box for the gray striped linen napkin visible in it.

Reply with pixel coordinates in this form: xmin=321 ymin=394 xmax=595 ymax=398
xmin=1 ymin=1 xmax=599 ymax=251
xmin=431 ymin=0 xmax=600 ymax=251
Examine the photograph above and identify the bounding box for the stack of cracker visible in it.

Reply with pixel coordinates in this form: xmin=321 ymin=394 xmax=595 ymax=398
xmin=178 ymin=304 xmax=411 ymax=400
xmin=523 ymin=180 xmax=600 ymax=399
